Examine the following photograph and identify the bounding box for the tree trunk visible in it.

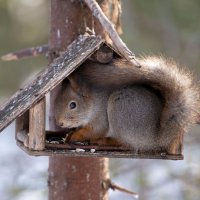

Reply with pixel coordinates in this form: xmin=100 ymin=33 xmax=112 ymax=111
xmin=49 ymin=157 xmax=109 ymax=200
xmin=48 ymin=0 xmax=121 ymax=199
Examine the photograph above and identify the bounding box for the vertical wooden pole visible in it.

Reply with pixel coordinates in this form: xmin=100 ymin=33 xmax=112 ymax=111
xmin=49 ymin=157 xmax=109 ymax=200
xmin=48 ymin=1 xmax=121 ymax=199
xmin=29 ymin=99 xmax=46 ymax=150
xmin=48 ymin=0 xmax=108 ymax=131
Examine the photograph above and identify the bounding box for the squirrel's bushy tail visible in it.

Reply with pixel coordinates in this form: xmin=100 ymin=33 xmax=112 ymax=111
xmin=139 ymin=57 xmax=200 ymax=131
xmin=80 ymin=57 xmax=200 ymax=134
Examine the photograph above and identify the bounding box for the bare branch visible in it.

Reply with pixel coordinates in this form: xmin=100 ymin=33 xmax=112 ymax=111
xmin=103 ymin=179 xmax=139 ymax=199
xmin=84 ymin=0 xmax=141 ymax=67
xmin=1 ymin=44 xmax=48 ymax=61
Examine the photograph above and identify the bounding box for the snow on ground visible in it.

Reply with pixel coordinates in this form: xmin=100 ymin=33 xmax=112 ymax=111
xmin=0 ymin=123 xmax=48 ymax=200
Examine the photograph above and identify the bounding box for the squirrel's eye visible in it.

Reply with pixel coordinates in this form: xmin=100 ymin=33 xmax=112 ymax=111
xmin=69 ymin=101 xmax=77 ymax=110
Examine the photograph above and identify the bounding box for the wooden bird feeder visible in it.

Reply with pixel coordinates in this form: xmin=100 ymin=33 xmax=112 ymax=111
xmin=0 ymin=35 xmax=184 ymax=160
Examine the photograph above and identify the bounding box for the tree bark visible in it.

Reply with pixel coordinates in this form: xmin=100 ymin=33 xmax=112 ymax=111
xmin=49 ymin=157 xmax=109 ymax=200
xmin=48 ymin=0 xmax=122 ymax=199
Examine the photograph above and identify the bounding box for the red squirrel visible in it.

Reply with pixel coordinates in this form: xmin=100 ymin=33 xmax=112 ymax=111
xmin=55 ymin=56 xmax=200 ymax=153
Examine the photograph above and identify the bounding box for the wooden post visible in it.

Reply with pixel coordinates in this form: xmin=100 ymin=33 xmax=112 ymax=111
xmin=48 ymin=1 xmax=121 ymax=199
xmin=48 ymin=0 xmax=111 ymax=131
xmin=168 ymin=131 xmax=184 ymax=155
xmin=49 ymin=157 xmax=109 ymax=200
xmin=29 ymin=99 xmax=46 ymax=150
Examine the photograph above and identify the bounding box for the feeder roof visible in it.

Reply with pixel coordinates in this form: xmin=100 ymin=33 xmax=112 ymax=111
xmin=0 ymin=35 xmax=104 ymax=133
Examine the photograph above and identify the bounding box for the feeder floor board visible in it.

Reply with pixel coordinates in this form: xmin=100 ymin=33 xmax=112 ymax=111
xmin=16 ymin=141 xmax=184 ymax=160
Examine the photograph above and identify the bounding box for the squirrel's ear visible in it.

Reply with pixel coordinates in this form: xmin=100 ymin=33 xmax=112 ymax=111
xmin=68 ymin=74 xmax=80 ymax=92
xmin=68 ymin=74 xmax=90 ymax=98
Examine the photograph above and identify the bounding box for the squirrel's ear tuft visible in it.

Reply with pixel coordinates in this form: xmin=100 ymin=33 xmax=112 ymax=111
xmin=68 ymin=74 xmax=89 ymax=97
xmin=68 ymin=75 xmax=79 ymax=92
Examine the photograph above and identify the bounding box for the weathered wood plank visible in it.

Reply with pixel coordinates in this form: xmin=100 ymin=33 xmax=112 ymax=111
xmin=16 ymin=141 xmax=184 ymax=160
xmin=0 ymin=35 xmax=103 ymax=132
xmin=15 ymin=111 xmax=29 ymax=147
xmin=15 ymin=110 xmax=29 ymax=138
xmin=29 ymin=98 xmax=46 ymax=150
xmin=168 ymin=131 xmax=183 ymax=155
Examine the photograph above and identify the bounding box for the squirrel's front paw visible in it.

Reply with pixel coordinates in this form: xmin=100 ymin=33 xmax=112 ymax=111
xmin=65 ymin=127 xmax=93 ymax=143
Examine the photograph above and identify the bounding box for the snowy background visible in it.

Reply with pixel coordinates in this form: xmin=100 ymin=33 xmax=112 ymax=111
xmin=0 ymin=123 xmax=48 ymax=200
xmin=0 ymin=0 xmax=200 ymax=200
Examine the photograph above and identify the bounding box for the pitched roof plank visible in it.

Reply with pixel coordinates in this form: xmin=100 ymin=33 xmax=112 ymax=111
xmin=0 ymin=35 xmax=103 ymax=132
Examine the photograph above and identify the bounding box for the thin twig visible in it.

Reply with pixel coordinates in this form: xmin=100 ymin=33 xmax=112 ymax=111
xmin=1 ymin=44 xmax=48 ymax=61
xmin=84 ymin=0 xmax=141 ymax=67
xmin=103 ymin=179 xmax=139 ymax=199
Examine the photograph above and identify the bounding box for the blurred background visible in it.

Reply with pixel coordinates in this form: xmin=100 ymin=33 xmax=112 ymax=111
xmin=0 ymin=0 xmax=200 ymax=200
